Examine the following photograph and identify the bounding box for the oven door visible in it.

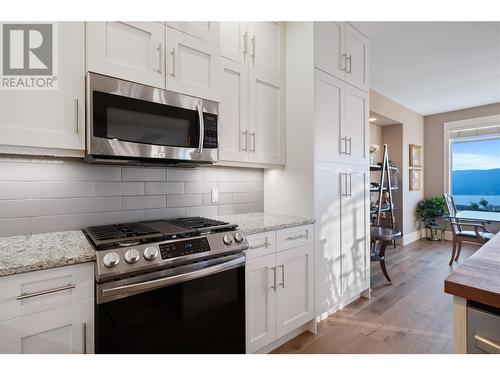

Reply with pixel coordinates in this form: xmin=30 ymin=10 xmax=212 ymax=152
xmin=86 ymin=72 xmax=218 ymax=164
xmin=95 ymin=254 xmax=245 ymax=354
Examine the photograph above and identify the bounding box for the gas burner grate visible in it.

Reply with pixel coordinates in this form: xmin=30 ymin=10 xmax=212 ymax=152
xmin=86 ymin=222 xmax=163 ymax=246
xmin=166 ymin=217 xmax=230 ymax=229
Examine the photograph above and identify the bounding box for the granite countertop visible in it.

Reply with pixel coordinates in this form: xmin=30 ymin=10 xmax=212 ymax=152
xmin=215 ymin=212 xmax=315 ymax=235
xmin=444 ymin=231 xmax=500 ymax=308
xmin=0 ymin=231 xmax=95 ymax=277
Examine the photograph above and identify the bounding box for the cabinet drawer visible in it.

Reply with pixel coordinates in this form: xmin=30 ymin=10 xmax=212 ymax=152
xmin=245 ymin=231 xmax=276 ymax=260
xmin=0 ymin=263 xmax=94 ymax=322
xmin=276 ymin=225 xmax=314 ymax=252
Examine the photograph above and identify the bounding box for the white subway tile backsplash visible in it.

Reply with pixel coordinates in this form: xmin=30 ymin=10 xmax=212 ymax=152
xmin=145 ymin=207 xmax=186 ymax=220
xmin=167 ymin=194 xmax=202 ymax=207
xmin=167 ymin=168 xmax=201 ymax=182
xmin=185 ymin=205 xmax=218 ymax=217
xmin=145 ymin=182 xmax=184 ymax=195
xmin=185 ymin=181 xmax=217 ymax=194
xmin=66 ymin=197 xmax=122 ymax=214
xmin=122 ymin=167 xmax=166 ymax=181
xmin=0 ymin=157 xmax=263 ymax=236
xmin=94 ymin=182 xmax=144 ymax=196
xmin=122 ymin=195 xmax=166 ymax=210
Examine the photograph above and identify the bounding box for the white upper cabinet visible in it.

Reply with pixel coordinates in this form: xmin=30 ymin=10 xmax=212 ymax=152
xmin=219 ymin=57 xmax=249 ymax=163
xmin=345 ymin=23 xmax=369 ymax=92
xmin=220 ymin=22 xmax=248 ymax=65
xmin=314 ymin=22 xmax=368 ymax=92
xmin=314 ymin=68 xmax=368 ymax=165
xmin=314 ymin=22 xmax=345 ymax=81
xmin=87 ymin=22 xmax=165 ymax=88
xmin=0 ymin=22 xmax=85 ymax=157
xmin=248 ymin=22 xmax=285 ymax=80
xmin=166 ymin=27 xmax=220 ymax=101
xmin=248 ymin=70 xmax=285 ymax=165
xmin=167 ymin=22 xmax=220 ymax=44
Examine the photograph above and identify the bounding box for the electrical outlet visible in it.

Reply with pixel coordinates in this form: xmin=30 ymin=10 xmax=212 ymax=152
xmin=211 ymin=187 xmax=219 ymax=203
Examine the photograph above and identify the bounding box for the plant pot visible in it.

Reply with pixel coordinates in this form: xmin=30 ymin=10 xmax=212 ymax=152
xmin=425 ymin=225 xmax=442 ymax=241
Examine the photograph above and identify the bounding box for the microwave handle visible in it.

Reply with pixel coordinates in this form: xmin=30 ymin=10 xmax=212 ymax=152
xmin=197 ymin=104 xmax=204 ymax=154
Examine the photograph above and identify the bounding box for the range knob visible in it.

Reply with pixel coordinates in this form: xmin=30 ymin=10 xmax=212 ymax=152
xmin=223 ymin=233 xmax=234 ymax=245
xmin=143 ymin=245 xmax=159 ymax=261
xmin=124 ymin=248 xmax=140 ymax=264
xmin=103 ymin=252 xmax=120 ymax=268
xmin=234 ymin=232 xmax=245 ymax=243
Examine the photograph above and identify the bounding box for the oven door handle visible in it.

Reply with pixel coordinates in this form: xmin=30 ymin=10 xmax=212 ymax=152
xmin=197 ymin=103 xmax=204 ymax=155
xmin=100 ymin=255 xmax=245 ymax=301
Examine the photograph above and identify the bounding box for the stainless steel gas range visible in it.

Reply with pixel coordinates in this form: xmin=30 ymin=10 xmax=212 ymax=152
xmin=84 ymin=217 xmax=248 ymax=354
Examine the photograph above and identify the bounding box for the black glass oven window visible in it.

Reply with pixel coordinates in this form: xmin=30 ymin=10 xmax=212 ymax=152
xmin=95 ymin=266 xmax=245 ymax=354
xmin=93 ymin=91 xmax=199 ymax=148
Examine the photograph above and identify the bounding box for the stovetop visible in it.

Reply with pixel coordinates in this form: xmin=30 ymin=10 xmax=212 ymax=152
xmin=85 ymin=216 xmax=236 ymax=250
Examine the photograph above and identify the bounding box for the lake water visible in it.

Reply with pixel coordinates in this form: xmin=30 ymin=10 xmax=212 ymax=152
xmin=453 ymin=195 xmax=500 ymax=206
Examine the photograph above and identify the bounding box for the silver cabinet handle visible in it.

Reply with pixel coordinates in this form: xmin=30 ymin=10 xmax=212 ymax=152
xmin=341 ymin=172 xmax=349 ymax=197
xmin=74 ymin=99 xmax=79 ymax=134
xmin=348 ymin=172 xmax=352 ymax=197
xmin=346 ymin=55 xmax=352 ymax=74
xmin=347 ymin=137 xmax=352 ymax=155
xmin=170 ymin=48 xmax=176 ymax=77
xmin=278 ymin=264 xmax=285 ymax=288
xmin=197 ymin=103 xmax=204 ymax=155
xmin=286 ymin=234 xmax=306 ymax=241
xmin=341 ymin=53 xmax=347 ymax=72
xmin=249 ymin=131 xmax=256 ymax=151
xmin=340 ymin=136 xmax=348 ymax=154
xmin=17 ymin=283 xmax=76 ymax=300
xmin=475 ymin=334 xmax=500 ymax=354
xmin=82 ymin=322 xmax=87 ymax=354
xmin=251 ymin=35 xmax=256 ymax=62
xmin=157 ymin=43 xmax=162 ymax=74
xmin=270 ymin=267 xmax=277 ymax=291
xmin=241 ymin=130 xmax=248 ymax=151
xmin=249 ymin=241 xmax=271 ymax=250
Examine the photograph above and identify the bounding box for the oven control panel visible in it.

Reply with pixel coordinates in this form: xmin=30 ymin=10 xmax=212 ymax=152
xmin=159 ymin=238 xmax=210 ymax=260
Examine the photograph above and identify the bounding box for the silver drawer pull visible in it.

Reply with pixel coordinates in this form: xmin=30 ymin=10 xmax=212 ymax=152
xmin=17 ymin=283 xmax=76 ymax=300
xmin=475 ymin=334 xmax=500 ymax=354
xmin=286 ymin=234 xmax=306 ymax=241
xmin=249 ymin=242 xmax=271 ymax=250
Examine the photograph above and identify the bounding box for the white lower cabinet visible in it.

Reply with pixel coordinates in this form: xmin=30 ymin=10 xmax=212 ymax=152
xmin=246 ymin=226 xmax=314 ymax=353
xmin=0 ymin=263 xmax=94 ymax=354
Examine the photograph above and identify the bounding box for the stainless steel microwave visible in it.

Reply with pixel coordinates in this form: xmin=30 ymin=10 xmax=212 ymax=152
xmin=85 ymin=73 xmax=218 ymax=165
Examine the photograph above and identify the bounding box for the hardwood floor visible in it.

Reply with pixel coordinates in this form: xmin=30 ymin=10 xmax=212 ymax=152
xmin=272 ymin=239 xmax=479 ymax=354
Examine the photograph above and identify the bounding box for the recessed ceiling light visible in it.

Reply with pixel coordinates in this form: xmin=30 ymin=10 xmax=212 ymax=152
xmin=369 ymin=117 xmax=377 ymax=122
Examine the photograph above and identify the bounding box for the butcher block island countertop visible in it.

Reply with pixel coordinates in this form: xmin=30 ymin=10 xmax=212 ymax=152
xmin=445 ymin=231 xmax=500 ymax=308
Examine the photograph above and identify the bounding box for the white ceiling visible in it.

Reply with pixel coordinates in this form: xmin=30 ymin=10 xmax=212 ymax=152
xmin=369 ymin=111 xmax=400 ymax=126
xmin=351 ymin=22 xmax=500 ymax=116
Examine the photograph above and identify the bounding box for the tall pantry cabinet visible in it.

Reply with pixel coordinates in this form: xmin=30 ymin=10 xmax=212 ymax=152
xmin=264 ymin=22 xmax=370 ymax=320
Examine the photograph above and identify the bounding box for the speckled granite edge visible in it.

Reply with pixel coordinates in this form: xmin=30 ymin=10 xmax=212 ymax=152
xmin=214 ymin=212 xmax=315 ymax=235
xmin=0 ymin=231 xmax=95 ymax=277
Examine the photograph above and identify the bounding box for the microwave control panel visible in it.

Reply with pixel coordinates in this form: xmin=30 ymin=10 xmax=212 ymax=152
xmin=203 ymin=114 xmax=218 ymax=149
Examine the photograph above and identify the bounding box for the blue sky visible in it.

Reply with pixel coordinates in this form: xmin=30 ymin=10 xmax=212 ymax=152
xmin=452 ymin=138 xmax=500 ymax=171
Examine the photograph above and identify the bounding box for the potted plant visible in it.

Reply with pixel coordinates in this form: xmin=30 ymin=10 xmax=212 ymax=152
xmin=416 ymin=196 xmax=447 ymax=240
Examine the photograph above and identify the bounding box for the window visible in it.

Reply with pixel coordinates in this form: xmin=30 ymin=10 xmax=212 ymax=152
xmin=450 ymin=135 xmax=500 ymax=212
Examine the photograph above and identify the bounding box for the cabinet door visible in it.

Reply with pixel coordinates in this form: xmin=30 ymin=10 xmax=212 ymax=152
xmin=246 ymin=253 xmax=277 ymax=353
xmin=314 ymin=22 xmax=346 ymax=81
xmin=166 ymin=27 xmax=220 ymax=100
xmin=248 ymin=22 xmax=285 ymax=79
xmin=220 ymin=22 xmax=248 ymax=65
xmin=167 ymin=22 xmax=219 ymax=44
xmin=340 ymin=165 xmax=369 ymax=300
xmin=0 ymin=300 xmax=93 ymax=354
xmin=342 ymin=84 xmax=368 ymax=164
xmin=276 ymin=245 xmax=314 ymax=337
xmin=345 ymin=23 xmax=369 ymax=92
xmin=315 ymin=162 xmax=342 ymax=317
xmin=87 ymin=22 xmax=165 ymax=88
xmin=248 ymin=70 xmax=285 ymax=165
xmin=219 ymin=57 xmax=249 ymax=163
xmin=314 ymin=69 xmax=343 ymax=163
xmin=0 ymin=22 xmax=85 ymax=156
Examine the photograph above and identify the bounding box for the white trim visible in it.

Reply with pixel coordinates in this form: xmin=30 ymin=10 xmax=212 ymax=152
xmin=443 ymin=114 xmax=500 ymax=193
xmin=395 ymin=229 xmax=424 ymax=245
xmin=452 ymin=296 xmax=467 ymax=354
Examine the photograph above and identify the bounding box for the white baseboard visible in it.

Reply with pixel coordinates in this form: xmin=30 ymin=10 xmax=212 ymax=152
xmin=396 ymin=229 xmax=424 ymax=246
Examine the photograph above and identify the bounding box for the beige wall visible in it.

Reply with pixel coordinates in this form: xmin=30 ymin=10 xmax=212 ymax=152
xmin=424 ymin=102 xmax=500 ymax=198
xmin=369 ymin=124 xmax=383 ymax=163
xmin=370 ymin=90 xmax=425 ymax=236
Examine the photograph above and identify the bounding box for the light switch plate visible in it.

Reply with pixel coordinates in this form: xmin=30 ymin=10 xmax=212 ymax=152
xmin=211 ymin=187 xmax=219 ymax=203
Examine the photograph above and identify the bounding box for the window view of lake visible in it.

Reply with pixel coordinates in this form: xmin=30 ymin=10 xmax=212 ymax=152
xmin=451 ymin=138 xmax=500 ymax=212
